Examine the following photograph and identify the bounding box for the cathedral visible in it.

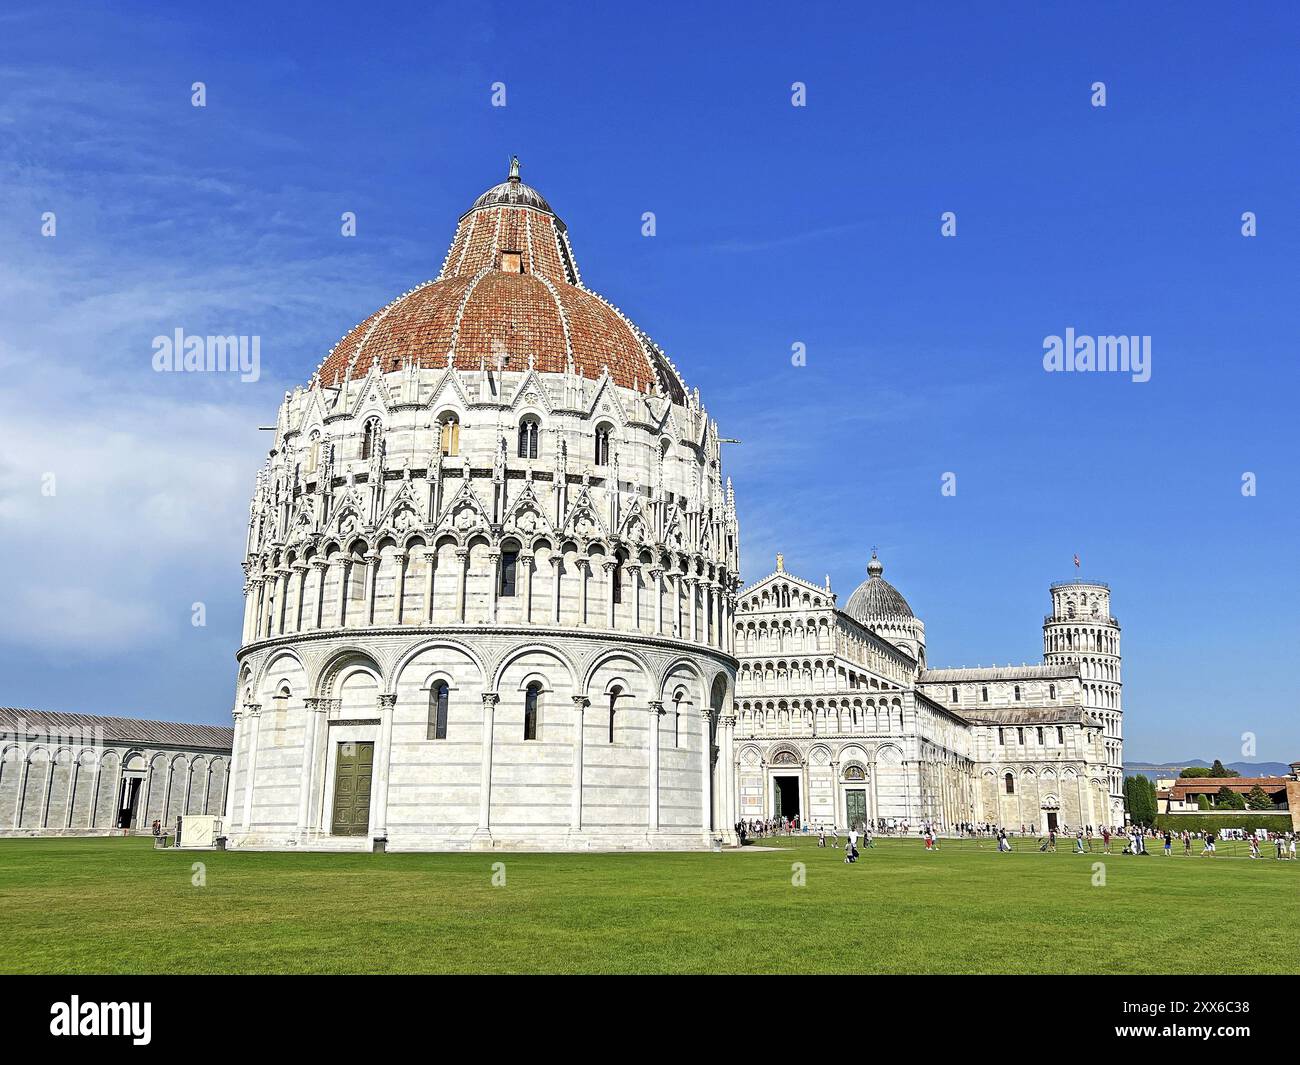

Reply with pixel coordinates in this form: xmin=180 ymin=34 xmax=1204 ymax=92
xmin=226 ymin=161 xmax=1122 ymax=851
xmin=733 ymin=554 xmax=1122 ymax=833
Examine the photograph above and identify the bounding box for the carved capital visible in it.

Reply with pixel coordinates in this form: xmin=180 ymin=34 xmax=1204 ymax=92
xmin=243 ymin=702 xmax=262 ymax=718
xmin=481 ymin=691 xmax=500 ymax=709
xmin=377 ymin=693 xmax=397 ymax=711
xmin=572 ymin=695 xmax=590 ymax=711
xmin=648 ymin=700 xmax=664 ymax=716
xmin=304 ymin=697 xmax=330 ymax=714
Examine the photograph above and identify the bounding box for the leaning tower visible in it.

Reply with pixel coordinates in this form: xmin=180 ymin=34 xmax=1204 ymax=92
xmin=1042 ymin=579 xmax=1123 ymax=823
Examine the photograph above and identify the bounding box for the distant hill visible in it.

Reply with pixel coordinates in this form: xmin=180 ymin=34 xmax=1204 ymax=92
xmin=1125 ymin=759 xmax=1293 ymax=782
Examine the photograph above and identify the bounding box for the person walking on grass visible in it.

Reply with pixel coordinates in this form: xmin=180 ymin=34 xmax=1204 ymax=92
xmin=1162 ymin=830 xmax=1172 ymax=856
xmin=1102 ymin=827 xmax=1111 ymax=854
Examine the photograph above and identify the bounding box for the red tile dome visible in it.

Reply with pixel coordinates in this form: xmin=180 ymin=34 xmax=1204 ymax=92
xmin=314 ymin=159 xmax=686 ymax=402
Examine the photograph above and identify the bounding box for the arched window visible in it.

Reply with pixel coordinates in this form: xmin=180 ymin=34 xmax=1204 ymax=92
xmin=1014 ymin=684 xmax=1021 ymax=701
xmin=611 ymin=554 xmax=623 ymax=605
xmin=981 ymin=686 xmax=989 ymax=702
xmin=517 ymin=417 xmax=540 ymax=459
xmin=1049 ymin=683 xmax=1056 ymax=700
xmin=524 ymin=682 xmax=541 ymax=741
xmin=439 ymin=414 xmax=460 ymax=457
xmin=428 ymin=681 xmax=449 ymax=740
xmin=499 ymin=548 xmax=519 ymax=597
xmin=594 ymin=424 xmax=611 ymax=466
xmin=608 ymin=685 xmax=621 ymax=743
xmin=950 ymin=687 xmax=959 ymax=703
xmin=673 ymin=689 xmax=684 ymax=747
xmin=1005 ymin=772 xmax=1015 ymax=795
xmin=360 ymin=417 xmax=382 ymax=461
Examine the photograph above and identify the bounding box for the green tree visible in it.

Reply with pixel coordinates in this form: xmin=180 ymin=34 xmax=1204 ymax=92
xmin=1245 ymin=785 xmax=1274 ymax=810
xmin=1215 ymin=786 xmax=1246 ymax=810
xmin=1124 ymin=775 xmax=1157 ymax=824
xmin=1180 ymin=766 xmax=1213 ymax=778
xmin=1196 ymin=794 xmax=1211 ymax=810
xmin=1210 ymin=760 xmax=1240 ymax=778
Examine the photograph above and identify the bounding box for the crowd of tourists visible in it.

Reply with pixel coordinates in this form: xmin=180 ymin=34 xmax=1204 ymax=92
xmin=734 ymin=815 xmax=1298 ymax=861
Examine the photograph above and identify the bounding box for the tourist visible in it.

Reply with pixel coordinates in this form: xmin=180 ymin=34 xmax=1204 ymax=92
xmin=1162 ymin=830 xmax=1172 ymax=856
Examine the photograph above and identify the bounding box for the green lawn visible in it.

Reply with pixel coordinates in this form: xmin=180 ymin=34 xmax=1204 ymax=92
xmin=0 ymin=835 xmax=1295 ymax=974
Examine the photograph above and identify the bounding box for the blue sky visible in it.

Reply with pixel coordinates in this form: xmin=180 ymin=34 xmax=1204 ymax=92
xmin=1 ymin=1 xmax=1296 ymax=761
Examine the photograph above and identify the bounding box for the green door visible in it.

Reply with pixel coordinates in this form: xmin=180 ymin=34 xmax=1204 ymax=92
xmin=331 ymin=741 xmax=374 ymax=836
xmin=845 ymin=788 xmax=867 ymax=830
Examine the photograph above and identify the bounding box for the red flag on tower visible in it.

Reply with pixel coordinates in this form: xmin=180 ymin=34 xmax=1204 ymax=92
xmin=1073 ymin=554 xmax=1080 ymax=569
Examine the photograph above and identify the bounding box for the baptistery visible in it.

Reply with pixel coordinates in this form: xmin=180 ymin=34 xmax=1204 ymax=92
xmin=226 ymin=160 xmax=741 ymax=851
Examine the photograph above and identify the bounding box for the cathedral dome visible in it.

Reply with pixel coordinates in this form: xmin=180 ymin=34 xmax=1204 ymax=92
xmin=313 ymin=157 xmax=686 ymax=402
xmin=466 ymin=157 xmax=554 ymax=214
xmin=844 ymin=550 xmax=914 ymax=622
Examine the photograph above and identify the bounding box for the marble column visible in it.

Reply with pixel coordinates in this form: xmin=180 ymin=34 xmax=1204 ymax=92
xmin=224 ymin=709 xmax=243 ymax=825
xmin=87 ymin=754 xmax=102 ymax=829
xmin=627 ymin=563 xmax=642 ymax=631
xmin=830 ymin=760 xmax=841 ymax=829
xmin=297 ymin=698 xmax=328 ymax=835
xmin=699 ymin=708 xmax=713 ymax=839
xmin=310 ymin=559 xmax=328 ymax=629
xmin=721 ymin=715 xmax=738 ymax=842
xmin=550 ymin=556 xmax=563 ymax=624
xmin=336 ymin=558 xmax=351 ymax=628
xmin=240 ymin=702 xmax=262 ymax=831
xmin=671 ymin=571 xmax=682 ymax=637
xmin=571 ymin=695 xmax=589 ymax=832
xmin=487 ymin=550 xmax=500 ymax=624
xmin=650 ymin=566 xmax=664 ymax=635
xmin=519 ymin=554 xmax=534 ymax=623
xmin=363 ymin=552 xmax=380 ymax=626
xmin=576 ymin=559 xmax=590 ymax=625
xmin=472 ymin=692 xmax=498 ymax=848
xmin=422 ymin=549 xmax=438 ymax=623
xmin=372 ymin=693 xmax=396 ymax=839
xmin=455 ymin=548 xmax=469 ymax=622
xmin=292 ymin=562 xmax=309 ymax=632
xmin=686 ymin=578 xmax=698 ymax=643
xmin=392 ymin=550 xmax=408 ymax=624
xmin=603 ymin=559 xmax=617 ymax=628
xmin=647 ymin=701 xmax=662 ymax=833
